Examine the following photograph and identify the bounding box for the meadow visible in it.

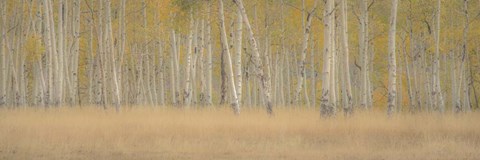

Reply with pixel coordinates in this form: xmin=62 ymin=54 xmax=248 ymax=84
xmin=0 ymin=107 xmax=479 ymax=160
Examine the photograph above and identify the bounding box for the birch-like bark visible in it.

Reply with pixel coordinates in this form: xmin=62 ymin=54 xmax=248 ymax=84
xmin=42 ymin=0 xmax=54 ymax=105
xmin=235 ymin=9 xmax=243 ymax=105
xmin=340 ymin=0 xmax=353 ymax=115
xmin=360 ymin=0 xmax=369 ymax=110
xmin=233 ymin=0 xmax=274 ymax=115
xmin=320 ymin=0 xmax=335 ymax=117
xmin=402 ymin=35 xmax=415 ymax=113
xmin=105 ymin=0 xmax=121 ymax=111
xmin=199 ymin=19 xmax=206 ymax=105
xmin=170 ymin=30 xmax=178 ymax=105
xmin=206 ymin=4 xmax=213 ymax=105
xmin=71 ymin=0 xmax=80 ymax=105
xmin=219 ymin=0 xmax=240 ymax=114
xmin=57 ymin=0 xmax=65 ymax=105
xmin=184 ymin=11 xmax=194 ymax=106
xmin=0 ymin=0 xmax=6 ymax=105
xmin=293 ymin=1 xmax=318 ymax=104
xmin=387 ymin=0 xmax=398 ymax=116
xmin=433 ymin=0 xmax=445 ymax=112
xmin=459 ymin=0 xmax=470 ymax=112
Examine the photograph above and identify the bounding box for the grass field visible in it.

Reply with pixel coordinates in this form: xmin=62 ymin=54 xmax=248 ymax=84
xmin=0 ymin=107 xmax=479 ymax=160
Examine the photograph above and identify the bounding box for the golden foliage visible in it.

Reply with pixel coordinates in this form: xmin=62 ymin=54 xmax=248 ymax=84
xmin=24 ymin=34 xmax=45 ymax=63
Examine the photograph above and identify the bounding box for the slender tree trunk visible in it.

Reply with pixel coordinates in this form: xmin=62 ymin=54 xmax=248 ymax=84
xmin=219 ymin=0 xmax=240 ymax=114
xmin=184 ymin=12 xmax=194 ymax=106
xmin=105 ymin=0 xmax=121 ymax=111
xmin=235 ymin=9 xmax=243 ymax=106
xmin=0 ymin=0 xmax=6 ymax=106
xmin=433 ymin=0 xmax=445 ymax=112
xmin=233 ymin=0 xmax=274 ymax=115
xmin=387 ymin=0 xmax=398 ymax=116
xmin=293 ymin=1 xmax=318 ymax=104
xmin=320 ymin=0 xmax=336 ymax=117
xmin=206 ymin=4 xmax=213 ymax=106
xmin=402 ymin=35 xmax=415 ymax=113
xmin=57 ymin=0 xmax=65 ymax=105
xmin=360 ymin=0 xmax=370 ymax=110
xmin=340 ymin=0 xmax=353 ymax=115
xmin=170 ymin=30 xmax=178 ymax=105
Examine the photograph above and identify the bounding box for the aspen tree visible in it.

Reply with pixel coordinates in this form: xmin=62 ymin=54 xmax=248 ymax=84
xmin=206 ymin=3 xmax=213 ymax=105
xmin=340 ymin=0 xmax=353 ymax=115
xmin=0 ymin=0 xmax=6 ymax=105
xmin=293 ymin=0 xmax=318 ymax=105
xmin=233 ymin=0 xmax=274 ymax=115
xmin=321 ymin=0 xmax=336 ymax=117
xmin=387 ymin=0 xmax=399 ymax=116
xmin=219 ymin=0 xmax=240 ymax=114
xmin=105 ymin=0 xmax=121 ymax=111
xmin=235 ymin=8 xmax=243 ymax=105
xmin=360 ymin=0 xmax=370 ymax=110
xmin=184 ymin=11 xmax=194 ymax=106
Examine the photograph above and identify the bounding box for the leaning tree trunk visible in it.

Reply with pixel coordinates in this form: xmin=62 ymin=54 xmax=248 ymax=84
xmin=219 ymin=0 xmax=240 ymax=114
xmin=293 ymin=1 xmax=318 ymax=105
xmin=233 ymin=0 xmax=274 ymax=115
xmin=387 ymin=0 xmax=398 ymax=117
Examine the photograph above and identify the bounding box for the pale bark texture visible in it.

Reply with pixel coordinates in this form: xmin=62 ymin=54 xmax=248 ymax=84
xmin=219 ymin=0 xmax=240 ymax=114
xmin=320 ymin=0 xmax=336 ymax=117
xmin=233 ymin=0 xmax=274 ymax=115
xmin=340 ymin=0 xmax=353 ymax=115
xmin=387 ymin=0 xmax=399 ymax=116
xmin=293 ymin=1 xmax=318 ymax=105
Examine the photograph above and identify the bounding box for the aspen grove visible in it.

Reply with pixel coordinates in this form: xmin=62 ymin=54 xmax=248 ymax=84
xmin=1 ymin=0 xmax=480 ymax=116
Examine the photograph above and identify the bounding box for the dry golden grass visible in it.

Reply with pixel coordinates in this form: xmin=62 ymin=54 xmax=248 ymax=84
xmin=0 ymin=106 xmax=479 ymax=160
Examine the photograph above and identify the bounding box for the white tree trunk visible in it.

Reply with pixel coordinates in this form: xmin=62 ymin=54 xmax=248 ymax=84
xmin=360 ymin=0 xmax=370 ymax=110
xmin=387 ymin=0 xmax=398 ymax=116
xmin=219 ymin=0 xmax=240 ymax=114
xmin=0 ymin=0 xmax=6 ymax=105
xmin=340 ymin=0 xmax=353 ymax=115
xmin=206 ymin=4 xmax=213 ymax=106
xmin=233 ymin=0 xmax=274 ymax=115
xmin=184 ymin=12 xmax=194 ymax=106
xmin=235 ymin=9 xmax=243 ymax=106
xmin=56 ymin=0 xmax=64 ymax=105
xmin=105 ymin=0 xmax=121 ymax=111
xmin=320 ymin=0 xmax=336 ymax=117
xmin=293 ymin=1 xmax=318 ymax=105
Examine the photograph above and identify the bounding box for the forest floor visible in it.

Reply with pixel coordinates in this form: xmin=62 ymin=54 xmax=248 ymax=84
xmin=0 ymin=106 xmax=479 ymax=160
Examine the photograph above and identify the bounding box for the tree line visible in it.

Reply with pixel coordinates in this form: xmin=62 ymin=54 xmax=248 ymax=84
xmin=0 ymin=0 xmax=479 ymax=116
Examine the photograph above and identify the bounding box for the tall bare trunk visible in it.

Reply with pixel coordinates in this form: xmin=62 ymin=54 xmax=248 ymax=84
xmin=340 ymin=0 xmax=353 ymax=115
xmin=235 ymin=9 xmax=243 ymax=106
xmin=360 ymin=0 xmax=370 ymax=110
xmin=320 ymin=0 xmax=336 ymax=117
xmin=432 ymin=0 xmax=445 ymax=113
xmin=184 ymin=11 xmax=194 ymax=106
xmin=233 ymin=0 xmax=274 ymax=115
xmin=219 ymin=0 xmax=240 ymax=114
xmin=206 ymin=4 xmax=213 ymax=105
xmin=387 ymin=0 xmax=398 ymax=116
xmin=293 ymin=1 xmax=318 ymax=105
xmin=0 ymin=0 xmax=6 ymax=105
